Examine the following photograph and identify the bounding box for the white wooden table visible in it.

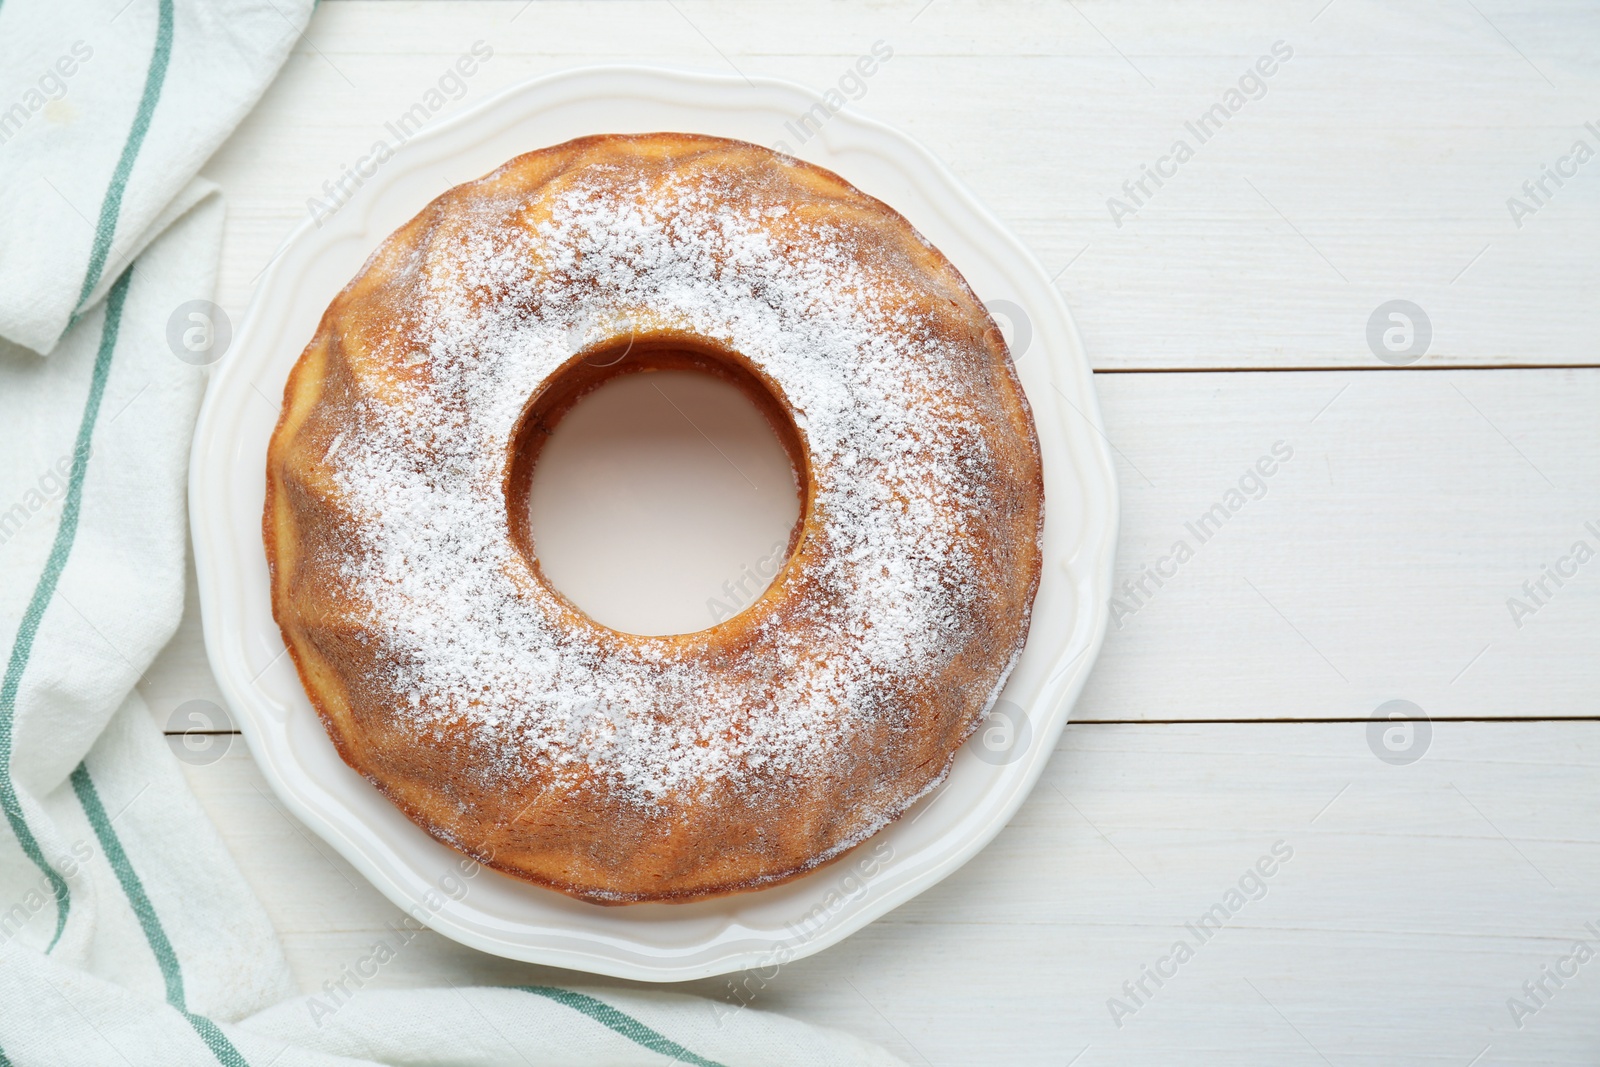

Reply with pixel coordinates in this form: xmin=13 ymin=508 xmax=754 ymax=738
xmin=140 ymin=3 xmax=1600 ymax=1063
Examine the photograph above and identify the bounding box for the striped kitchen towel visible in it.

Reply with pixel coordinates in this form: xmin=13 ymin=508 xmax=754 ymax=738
xmin=0 ymin=0 xmax=314 ymax=356
xmin=0 ymin=2 xmax=904 ymax=1065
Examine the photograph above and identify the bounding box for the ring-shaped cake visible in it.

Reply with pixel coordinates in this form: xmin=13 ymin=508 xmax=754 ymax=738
xmin=265 ymin=133 xmax=1043 ymax=903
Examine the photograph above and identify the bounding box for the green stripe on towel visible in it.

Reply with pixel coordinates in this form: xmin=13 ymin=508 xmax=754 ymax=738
xmin=183 ymin=1015 xmax=250 ymax=1067
xmin=71 ymin=763 xmax=185 ymax=1008
xmin=73 ymin=0 xmax=174 ymax=314
xmin=72 ymin=763 xmax=251 ymax=1066
xmin=518 ymin=986 xmax=728 ymax=1067
xmin=0 ymin=267 xmax=133 ymax=951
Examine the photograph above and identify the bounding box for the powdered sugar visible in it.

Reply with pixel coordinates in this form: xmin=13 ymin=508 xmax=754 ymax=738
xmin=321 ymin=150 xmax=1016 ymax=813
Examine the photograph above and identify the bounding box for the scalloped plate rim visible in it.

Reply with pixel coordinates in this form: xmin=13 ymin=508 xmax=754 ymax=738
xmin=190 ymin=63 xmax=1118 ymax=982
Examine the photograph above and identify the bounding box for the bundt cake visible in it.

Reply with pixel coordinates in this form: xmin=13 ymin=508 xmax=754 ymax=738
xmin=264 ymin=133 xmax=1043 ymax=904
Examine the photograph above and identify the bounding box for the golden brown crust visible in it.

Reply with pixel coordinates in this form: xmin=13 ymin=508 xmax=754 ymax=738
xmin=265 ymin=133 xmax=1043 ymax=904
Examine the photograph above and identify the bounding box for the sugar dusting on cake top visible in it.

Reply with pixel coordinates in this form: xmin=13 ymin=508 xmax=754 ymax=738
xmin=322 ymin=147 xmax=1018 ymax=815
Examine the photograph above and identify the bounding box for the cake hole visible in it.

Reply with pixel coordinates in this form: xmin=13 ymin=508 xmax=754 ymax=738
xmin=512 ymin=344 xmax=805 ymax=636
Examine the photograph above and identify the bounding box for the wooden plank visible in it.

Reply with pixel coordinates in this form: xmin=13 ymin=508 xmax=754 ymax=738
xmin=177 ymin=721 xmax=1600 ymax=1064
xmin=1079 ymin=367 xmax=1600 ymax=722
xmin=199 ymin=1 xmax=1600 ymax=370
xmin=144 ymin=367 xmax=1600 ymax=725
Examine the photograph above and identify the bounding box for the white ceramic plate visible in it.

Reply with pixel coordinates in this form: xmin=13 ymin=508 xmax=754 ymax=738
xmin=190 ymin=65 xmax=1118 ymax=982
